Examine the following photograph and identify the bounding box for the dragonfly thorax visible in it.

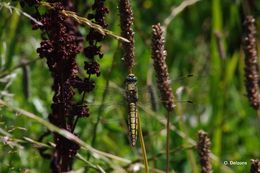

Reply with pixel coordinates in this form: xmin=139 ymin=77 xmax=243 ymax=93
xmin=125 ymin=74 xmax=138 ymax=102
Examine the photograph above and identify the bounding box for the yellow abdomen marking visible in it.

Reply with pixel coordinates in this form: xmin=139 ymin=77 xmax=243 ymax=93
xmin=128 ymin=102 xmax=138 ymax=146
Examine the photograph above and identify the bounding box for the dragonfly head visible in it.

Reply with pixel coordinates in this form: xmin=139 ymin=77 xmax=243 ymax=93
xmin=126 ymin=74 xmax=137 ymax=83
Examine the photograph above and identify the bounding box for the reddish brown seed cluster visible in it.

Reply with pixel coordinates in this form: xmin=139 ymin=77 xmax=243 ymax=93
xmin=21 ymin=0 xmax=108 ymax=172
xmin=84 ymin=0 xmax=109 ymax=77
xmin=243 ymin=15 xmax=260 ymax=109
xmin=34 ymin=2 xmax=86 ymax=171
xmin=151 ymin=23 xmax=175 ymax=112
xmin=251 ymin=159 xmax=260 ymax=173
xmin=119 ymin=0 xmax=135 ymax=72
xmin=197 ymin=130 xmax=212 ymax=173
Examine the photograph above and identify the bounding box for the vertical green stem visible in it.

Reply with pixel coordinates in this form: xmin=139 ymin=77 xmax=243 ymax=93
xmin=166 ymin=111 xmax=170 ymax=173
xmin=4 ymin=4 xmax=20 ymax=70
xmin=176 ymin=104 xmax=198 ymax=173
xmin=211 ymin=0 xmax=223 ymax=161
xmin=138 ymin=115 xmax=149 ymax=173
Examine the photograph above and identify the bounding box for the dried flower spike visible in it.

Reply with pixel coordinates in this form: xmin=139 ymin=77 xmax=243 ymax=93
xmin=197 ymin=130 xmax=212 ymax=173
xmin=119 ymin=0 xmax=135 ymax=72
xmin=251 ymin=159 xmax=260 ymax=173
xmin=151 ymin=23 xmax=175 ymax=112
xmin=243 ymin=15 xmax=260 ymax=109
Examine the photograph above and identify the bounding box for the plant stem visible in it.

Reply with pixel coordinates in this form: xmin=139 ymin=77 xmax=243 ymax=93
xmin=138 ymin=114 xmax=149 ymax=173
xmin=176 ymin=102 xmax=198 ymax=173
xmin=166 ymin=111 xmax=170 ymax=173
xmin=39 ymin=2 xmax=129 ymax=43
xmin=211 ymin=0 xmax=223 ymax=165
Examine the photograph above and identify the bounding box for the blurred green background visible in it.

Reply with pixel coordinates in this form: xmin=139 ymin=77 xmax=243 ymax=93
xmin=0 ymin=0 xmax=260 ymax=172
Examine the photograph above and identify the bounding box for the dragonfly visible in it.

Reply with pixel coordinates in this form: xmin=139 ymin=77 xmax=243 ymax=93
xmin=84 ymin=73 xmax=206 ymax=147
xmin=125 ymin=73 xmax=138 ymax=147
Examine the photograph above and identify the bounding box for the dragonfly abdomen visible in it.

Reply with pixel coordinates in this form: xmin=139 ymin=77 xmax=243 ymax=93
xmin=128 ymin=102 xmax=138 ymax=147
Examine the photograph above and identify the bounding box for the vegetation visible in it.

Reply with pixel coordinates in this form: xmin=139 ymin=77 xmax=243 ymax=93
xmin=0 ymin=0 xmax=260 ymax=172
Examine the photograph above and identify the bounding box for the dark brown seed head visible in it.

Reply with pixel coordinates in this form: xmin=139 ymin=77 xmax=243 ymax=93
xmin=151 ymin=23 xmax=175 ymax=112
xmin=243 ymin=15 xmax=260 ymax=109
xmin=84 ymin=0 xmax=108 ymax=77
xmin=119 ymin=0 xmax=135 ymax=72
xmin=251 ymin=159 xmax=260 ymax=173
xmin=28 ymin=1 xmax=90 ymax=171
xmin=197 ymin=130 xmax=212 ymax=173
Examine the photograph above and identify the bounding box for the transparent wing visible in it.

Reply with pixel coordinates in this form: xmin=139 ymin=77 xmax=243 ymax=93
xmin=84 ymin=73 xmax=206 ymax=121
